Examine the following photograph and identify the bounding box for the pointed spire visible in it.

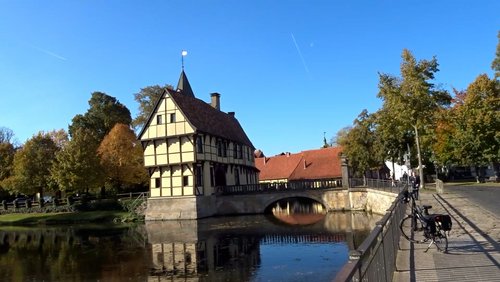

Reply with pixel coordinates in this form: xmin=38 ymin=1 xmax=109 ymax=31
xmin=176 ymin=50 xmax=195 ymax=97
xmin=176 ymin=70 xmax=195 ymax=97
xmin=323 ymin=132 xmax=329 ymax=148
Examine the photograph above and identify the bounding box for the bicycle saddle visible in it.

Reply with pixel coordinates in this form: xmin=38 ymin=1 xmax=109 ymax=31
xmin=423 ymin=205 xmax=432 ymax=210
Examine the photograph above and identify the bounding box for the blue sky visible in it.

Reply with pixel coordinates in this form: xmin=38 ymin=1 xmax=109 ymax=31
xmin=1 ymin=1 xmax=499 ymax=156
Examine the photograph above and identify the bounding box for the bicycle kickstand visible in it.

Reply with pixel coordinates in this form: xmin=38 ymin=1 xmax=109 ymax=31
xmin=424 ymin=240 xmax=434 ymax=253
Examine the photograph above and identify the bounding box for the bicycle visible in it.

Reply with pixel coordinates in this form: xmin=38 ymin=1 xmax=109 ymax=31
xmin=399 ymin=189 xmax=452 ymax=252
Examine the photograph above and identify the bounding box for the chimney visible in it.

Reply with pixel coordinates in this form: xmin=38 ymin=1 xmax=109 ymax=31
xmin=228 ymin=112 xmax=235 ymax=117
xmin=210 ymin=92 xmax=220 ymax=110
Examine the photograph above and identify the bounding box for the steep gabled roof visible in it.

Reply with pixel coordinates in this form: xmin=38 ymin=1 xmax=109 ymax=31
xmin=255 ymin=147 xmax=343 ymax=181
xmin=169 ymin=90 xmax=254 ymax=147
xmin=138 ymin=71 xmax=254 ymax=148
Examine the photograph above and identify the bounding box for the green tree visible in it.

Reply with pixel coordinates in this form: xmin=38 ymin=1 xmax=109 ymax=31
xmin=338 ymin=110 xmax=382 ymax=180
xmin=69 ymin=92 xmax=132 ymax=141
xmin=452 ymin=74 xmax=500 ymax=180
xmin=97 ymin=123 xmax=148 ymax=193
xmin=492 ymin=31 xmax=500 ymax=80
xmin=375 ymin=107 xmax=415 ymax=178
xmin=377 ymin=49 xmax=451 ymax=187
xmin=50 ymin=128 xmax=104 ymax=195
xmin=132 ymin=84 xmax=172 ymax=132
xmin=3 ymin=132 xmax=59 ymax=197
xmin=0 ymin=127 xmax=16 ymax=197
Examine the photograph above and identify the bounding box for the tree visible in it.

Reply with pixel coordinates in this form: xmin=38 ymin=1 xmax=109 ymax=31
xmin=69 ymin=92 xmax=132 ymax=141
xmin=377 ymin=49 xmax=451 ymax=187
xmin=0 ymin=127 xmax=15 ymax=144
xmin=0 ymin=128 xmax=16 ymax=197
xmin=47 ymin=129 xmax=69 ymax=148
xmin=452 ymin=74 xmax=500 ymax=180
xmin=97 ymin=123 xmax=148 ymax=193
xmin=3 ymin=132 xmax=59 ymax=197
xmin=50 ymin=128 xmax=104 ymax=195
xmin=492 ymin=31 xmax=500 ymax=80
xmin=338 ymin=110 xmax=383 ymax=180
xmin=331 ymin=126 xmax=351 ymax=147
xmin=132 ymin=84 xmax=172 ymax=132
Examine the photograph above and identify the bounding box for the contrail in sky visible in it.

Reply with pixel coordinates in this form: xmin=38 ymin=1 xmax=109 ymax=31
xmin=32 ymin=45 xmax=67 ymax=61
xmin=290 ymin=32 xmax=309 ymax=73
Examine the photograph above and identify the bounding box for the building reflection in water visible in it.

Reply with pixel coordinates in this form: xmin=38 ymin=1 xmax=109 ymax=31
xmin=147 ymin=197 xmax=379 ymax=281
xmin=0 ymin=199 xmax=378 ymax=281
xmin=270 ymin=197 xmax=327 ymax=225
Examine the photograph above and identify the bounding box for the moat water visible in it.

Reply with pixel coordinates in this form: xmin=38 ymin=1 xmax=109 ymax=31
xmin=0 ymin=200 xmax=381 ymax=281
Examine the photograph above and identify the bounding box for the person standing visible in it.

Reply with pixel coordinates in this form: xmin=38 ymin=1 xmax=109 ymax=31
xmin=413 ymin=175 xmax=421 ymax=200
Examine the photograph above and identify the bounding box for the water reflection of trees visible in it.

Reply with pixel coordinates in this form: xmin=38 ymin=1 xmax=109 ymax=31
xmin=0 ymin=226 xmax=150 ymax=281
xmin=0 ymin=211 xmax=381 ymax=281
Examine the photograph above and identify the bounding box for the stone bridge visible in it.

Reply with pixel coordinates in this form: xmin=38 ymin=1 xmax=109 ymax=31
xmin=146 ymin=179 xmax=405 ymax=220
xmin=215 ymin=187 xmax=400 ymax=216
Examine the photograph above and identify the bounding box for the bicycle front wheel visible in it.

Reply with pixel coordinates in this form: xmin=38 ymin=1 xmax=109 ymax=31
xmin=400 ymin=215 xmax=426 ymax=243
xmin=433 ymin=230 xmax=448 ymax=252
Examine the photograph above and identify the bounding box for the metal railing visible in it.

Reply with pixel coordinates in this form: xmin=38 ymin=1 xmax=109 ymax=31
xmin=349 ymin=178 xmax=406 ymax=193
xmin=1 ymin=191 xmax=150 ymax=213
xmin=333 ymin=185 xmax=408 ymax=282
xmin=217 ymin=178 xmax=343 ymax=195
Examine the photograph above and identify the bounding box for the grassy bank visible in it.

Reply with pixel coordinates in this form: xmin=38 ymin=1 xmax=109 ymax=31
xmin=0 ymin=210 xmax=129 ymax=226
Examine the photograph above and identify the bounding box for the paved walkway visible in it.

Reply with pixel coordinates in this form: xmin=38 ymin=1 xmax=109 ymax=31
xmin=393 ymin=189 xmax=500 ymax=281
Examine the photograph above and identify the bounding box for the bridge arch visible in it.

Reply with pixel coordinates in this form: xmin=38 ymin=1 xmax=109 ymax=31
xmin=262 ymin=193 xmax=327 ymax=214
xmin=215 ymin=189 xmax=345 ymax=216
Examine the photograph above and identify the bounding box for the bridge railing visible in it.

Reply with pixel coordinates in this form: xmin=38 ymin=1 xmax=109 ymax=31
xmin=333 ymin=185 xmax=408 ymax=282
xmin=349 ymin=178 xmax=405 ymax=193
xmin=217 ymin=178 xmax=342 ymax=195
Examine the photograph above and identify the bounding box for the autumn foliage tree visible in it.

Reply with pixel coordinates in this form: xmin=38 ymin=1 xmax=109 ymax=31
xmin=97 ymin=123 xmax=148 ymax=193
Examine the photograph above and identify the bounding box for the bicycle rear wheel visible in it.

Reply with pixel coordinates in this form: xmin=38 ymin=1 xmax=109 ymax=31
xmin=433 ymin=230 xmax=448 ymax=252
xmin=400 ymin=215 xmax=427 ymax=243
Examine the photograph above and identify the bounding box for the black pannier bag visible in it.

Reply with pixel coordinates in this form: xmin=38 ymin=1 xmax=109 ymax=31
xmin=433 ymin=214 xmax=452 ymax=231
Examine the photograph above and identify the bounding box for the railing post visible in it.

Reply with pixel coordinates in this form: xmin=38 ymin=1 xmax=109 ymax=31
xmin=341 ymin=154 xmax=350 ymax=189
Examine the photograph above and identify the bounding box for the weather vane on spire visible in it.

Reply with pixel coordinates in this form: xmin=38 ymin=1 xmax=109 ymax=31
xmin=181 ymin=50 xmax=188 ymax=70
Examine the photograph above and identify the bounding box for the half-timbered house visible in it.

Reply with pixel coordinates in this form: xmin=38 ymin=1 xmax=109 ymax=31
xmin=139 ymin=70 xmax=258 ymax=220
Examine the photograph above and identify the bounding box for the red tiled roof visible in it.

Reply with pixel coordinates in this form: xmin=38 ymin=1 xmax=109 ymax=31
xmin=255 ymin=153 xmax=302 ymax=181
xmin=290 ymin=147 xmax=343 ymax=180
xmin=256 ymin=147 xmax=343 ymax=181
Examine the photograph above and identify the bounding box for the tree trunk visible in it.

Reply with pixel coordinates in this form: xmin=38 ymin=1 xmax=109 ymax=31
xmin=391 ymin=157 xmax=396 ymax=180
xmin=475 ymin=166 xmax=480 ymax=183
xmin=414 ymin=125 xmax=425 ymax=189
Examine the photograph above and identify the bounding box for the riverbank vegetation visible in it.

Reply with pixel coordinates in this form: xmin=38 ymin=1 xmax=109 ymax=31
xmin=0 ymin=89 xmax=162 ymax=206
xmin=0 ymin=210 xmax=129 ymax=226
xmin=0 ymin=196 xmax=146 ymax=225
xmin=335 ymin=32 xmax=500 ymax=184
